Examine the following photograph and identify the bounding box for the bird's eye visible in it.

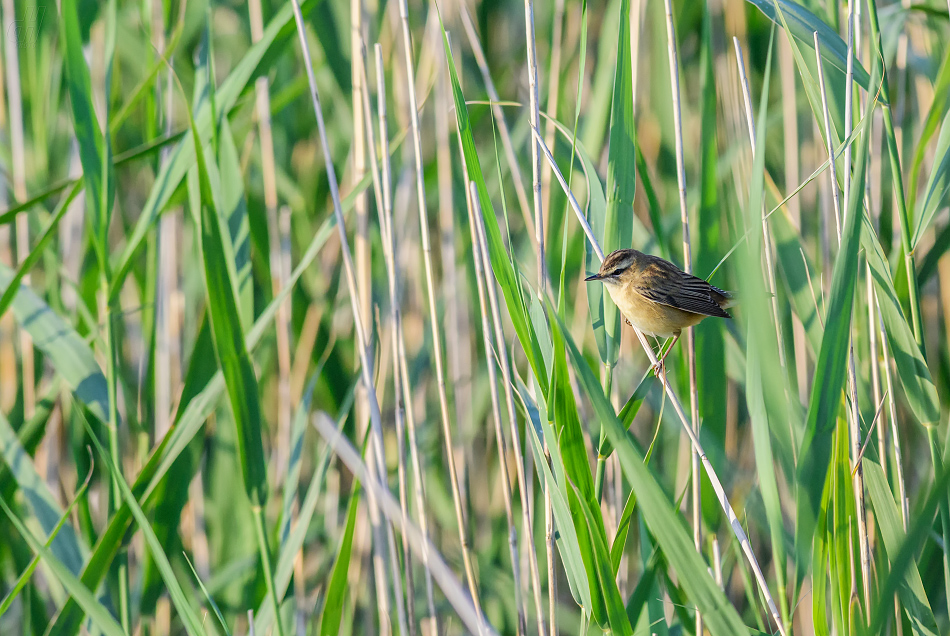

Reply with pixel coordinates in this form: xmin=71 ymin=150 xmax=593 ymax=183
xmin=611 ymin=269 xmax=622 ymax=276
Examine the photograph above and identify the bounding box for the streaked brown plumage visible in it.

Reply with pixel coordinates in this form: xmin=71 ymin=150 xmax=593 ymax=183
xmin=585 ymin=248 xmax=733 ymax=369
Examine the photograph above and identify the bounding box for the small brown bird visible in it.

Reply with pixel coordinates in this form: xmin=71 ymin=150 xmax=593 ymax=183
xmin=585 ymin=248 xmax=734 ymax=372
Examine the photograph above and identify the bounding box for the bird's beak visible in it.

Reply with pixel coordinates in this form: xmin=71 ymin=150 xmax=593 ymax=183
xmin=584 ymin=273 xmax=602 ymax=282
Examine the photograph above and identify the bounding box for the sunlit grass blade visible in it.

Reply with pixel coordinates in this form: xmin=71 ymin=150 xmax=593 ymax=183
xmin=796 ymin=97 xmax=872 ymax=541
xmin=861 ymin=219 xmax=939 ymax=425
xmin=911 ymin=108 xmax=950 ymax=248
xmin=516 ymin=377 xmax=592 ymax=613
xmin=864 ymin=457 xmax=939 ymax=635
xmin=745 ymin=0 xmax=873 ymax=91
xmin=318 ymin=468 xmax=361 ymax=636
xmin=0 ymin=265 xmax=110 ymax=423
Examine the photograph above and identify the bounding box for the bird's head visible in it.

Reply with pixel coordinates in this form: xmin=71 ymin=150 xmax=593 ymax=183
xmin=584 ymin=249 xmax=642 ymax=287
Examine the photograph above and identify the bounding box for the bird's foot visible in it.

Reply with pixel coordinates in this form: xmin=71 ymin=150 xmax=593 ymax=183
xmin=651 ymin=358 xmax=665 ymax=377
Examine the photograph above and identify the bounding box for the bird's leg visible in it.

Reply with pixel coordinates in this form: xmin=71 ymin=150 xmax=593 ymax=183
xmin=652 ymin=334 xmax=681 ymax=376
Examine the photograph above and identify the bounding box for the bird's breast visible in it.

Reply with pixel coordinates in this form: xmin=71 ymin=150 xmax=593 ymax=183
xmin=604 ymin=285 xmax=704 ymax=338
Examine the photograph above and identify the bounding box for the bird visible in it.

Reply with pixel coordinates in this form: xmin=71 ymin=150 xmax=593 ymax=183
xmin=584 ymin=248 xmax=734 ymax=374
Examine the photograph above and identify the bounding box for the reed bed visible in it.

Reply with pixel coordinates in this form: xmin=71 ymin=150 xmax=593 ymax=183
xmin=1 ymin=0 xmax=949 ymax=635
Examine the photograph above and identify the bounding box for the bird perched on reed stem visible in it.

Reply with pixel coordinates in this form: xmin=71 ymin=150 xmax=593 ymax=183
xmin=585 ymin=248 xmax=733 ymax=374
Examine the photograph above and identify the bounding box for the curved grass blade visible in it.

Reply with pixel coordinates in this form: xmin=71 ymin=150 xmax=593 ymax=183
xmin=0 ymin=265 xmax=109 ymax=423
xmin=0 ymin=182 xmax=83 ymax=321
xmin=745 ymin=0 xmax=872 ymax=91
xmin=318 ymin=472 xmax=361 ymax=636
xmin=0 ymin=497 xmax=125 ymax=636
xmin=795 ymin=104 xmax=872 ymax=551
xmin=864 ymin=458 xmax=939 ymax=636
xmin=0 ymin=462 xmax=91 ymax=617
xmin=79 ymin=412 xmax=205 ymax=636
xmin=0 ymin=411 xmax=87 ymax=578
xmin=911 ymin=108 xmax=950 ymax=248
xmin=862 ymin=218 xmax=939 ymax=424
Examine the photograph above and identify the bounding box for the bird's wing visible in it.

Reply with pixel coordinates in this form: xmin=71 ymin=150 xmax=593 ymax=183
xmin=635 ymin=261 xmax=732 ymax=318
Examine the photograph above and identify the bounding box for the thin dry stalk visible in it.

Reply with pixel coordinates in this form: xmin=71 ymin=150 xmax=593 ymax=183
xmin=814 ymin=35 xmax=843 ymax=241
xmin=532 ymin=124 xmax=789 ymax=636
xmin=541 ymin=0 xmax=566 ymax=220
xmin=311 ymin=414 xmax=499 ymax=636
xmin=459 ymin=6 xmax=535 ymax=242
xmin=541 ymin=7 xmax=564 ymax=629
xmin=733 ymin=38 xmax=787 ymax=372
xmin=779 ymin=35 xmax=809 ymax=404
xmin=357 ymin=41 xmax=412 ymax=636
xmin=841 ymin=12 xmax=873 ymax=615
xmin=524 ymin=0 xmax=545 ymax=301
xmin=465 ymin=181 xmax=528 ymax=636
xmin=471 ymin=183 xmax=546 ymax=636
xmin=152 ymin=0 xmax=179 ymax=442
xmin=0 ymin=36 xmax=11 ymax=414
xmin=2 ymin=0 xmax=34 ymax=418
xmin=289 ymin=2 xmax=396 ymax=629
xmin=397 ymin=0 xmax=484 ymax=621
xmin=376 ymin=42 xmax=438 ymax=633
xmin=879 ymin=318 xmax=908 ymax=528
xmin=432 ymin=19 xmax=472 ymax=480
xmin=352 ymin=0 xmax=373 ymax=452
xmin=248 ymin=0 xmax=292 ymax=483
xmin=662 ymin=4 xmax=702 ymax=634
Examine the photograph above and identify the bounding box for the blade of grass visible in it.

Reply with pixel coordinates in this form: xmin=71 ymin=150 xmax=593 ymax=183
xmin=0 ymin=497 xmax=125 ymax=636
xmin=319 ymin=469 xmax=361 ymax=636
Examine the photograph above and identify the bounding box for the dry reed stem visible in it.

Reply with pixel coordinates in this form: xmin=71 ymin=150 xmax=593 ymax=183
xmin=524 ymin=0 xmax=546 ymax=303
xmin=465 ymin=180 xmax=528 ymax=636
xmin=779 ymin=36 xmax=810 ymax=404
xmin=432 ymin=18 xmax=472 ymax=487
xmin=397 ymin=0 xmax=484 ymax=622
xmin=471 ymin=183 xmax=546 ymax=635
xmin=459 ymin=6 xmax=535 ymax=242
xmin=840 ymin=12 xmax=873 ymax=615
xmin=311 ymin=414 xmax=500 ymax=636
xmin=662 ymin=3 xmax=703 ymax=633
xmin=1 ymin=0 xmax=33 ymax=418
xmin=152 ymin=0 xmax=179 ymax=443
xmin=531 ymin=123 xmax=788 ymax=636
xmin=248 ymin=0 xmax=292 ymax=483
xmin=541 ymin=0 xmax=565 ymax=223
xmin=289 ymin=4 xmax=397 ymax=630
xmin=375 ymin=42 xmax=439 ymax=633
xmin=356 ymin=41 xmax=415 ymax=636
xmin=374 ymin=46 xmax=418 ymax=636
xmin=541 ymin=6 xmax=564 ymax=628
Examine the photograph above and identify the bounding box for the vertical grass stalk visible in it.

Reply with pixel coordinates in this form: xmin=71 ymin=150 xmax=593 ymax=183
xmin=398 ymin=0 xmax=484 ymax=620
xmin=662 ymin=4 xmax=702 ymax=633
xmin=471 ymin=183 xmax=546 ymax=636
xmin=376 ymin=43 xmax=439 ymax=634
xmin=465 ymin=181 xmax=528 ymax=636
